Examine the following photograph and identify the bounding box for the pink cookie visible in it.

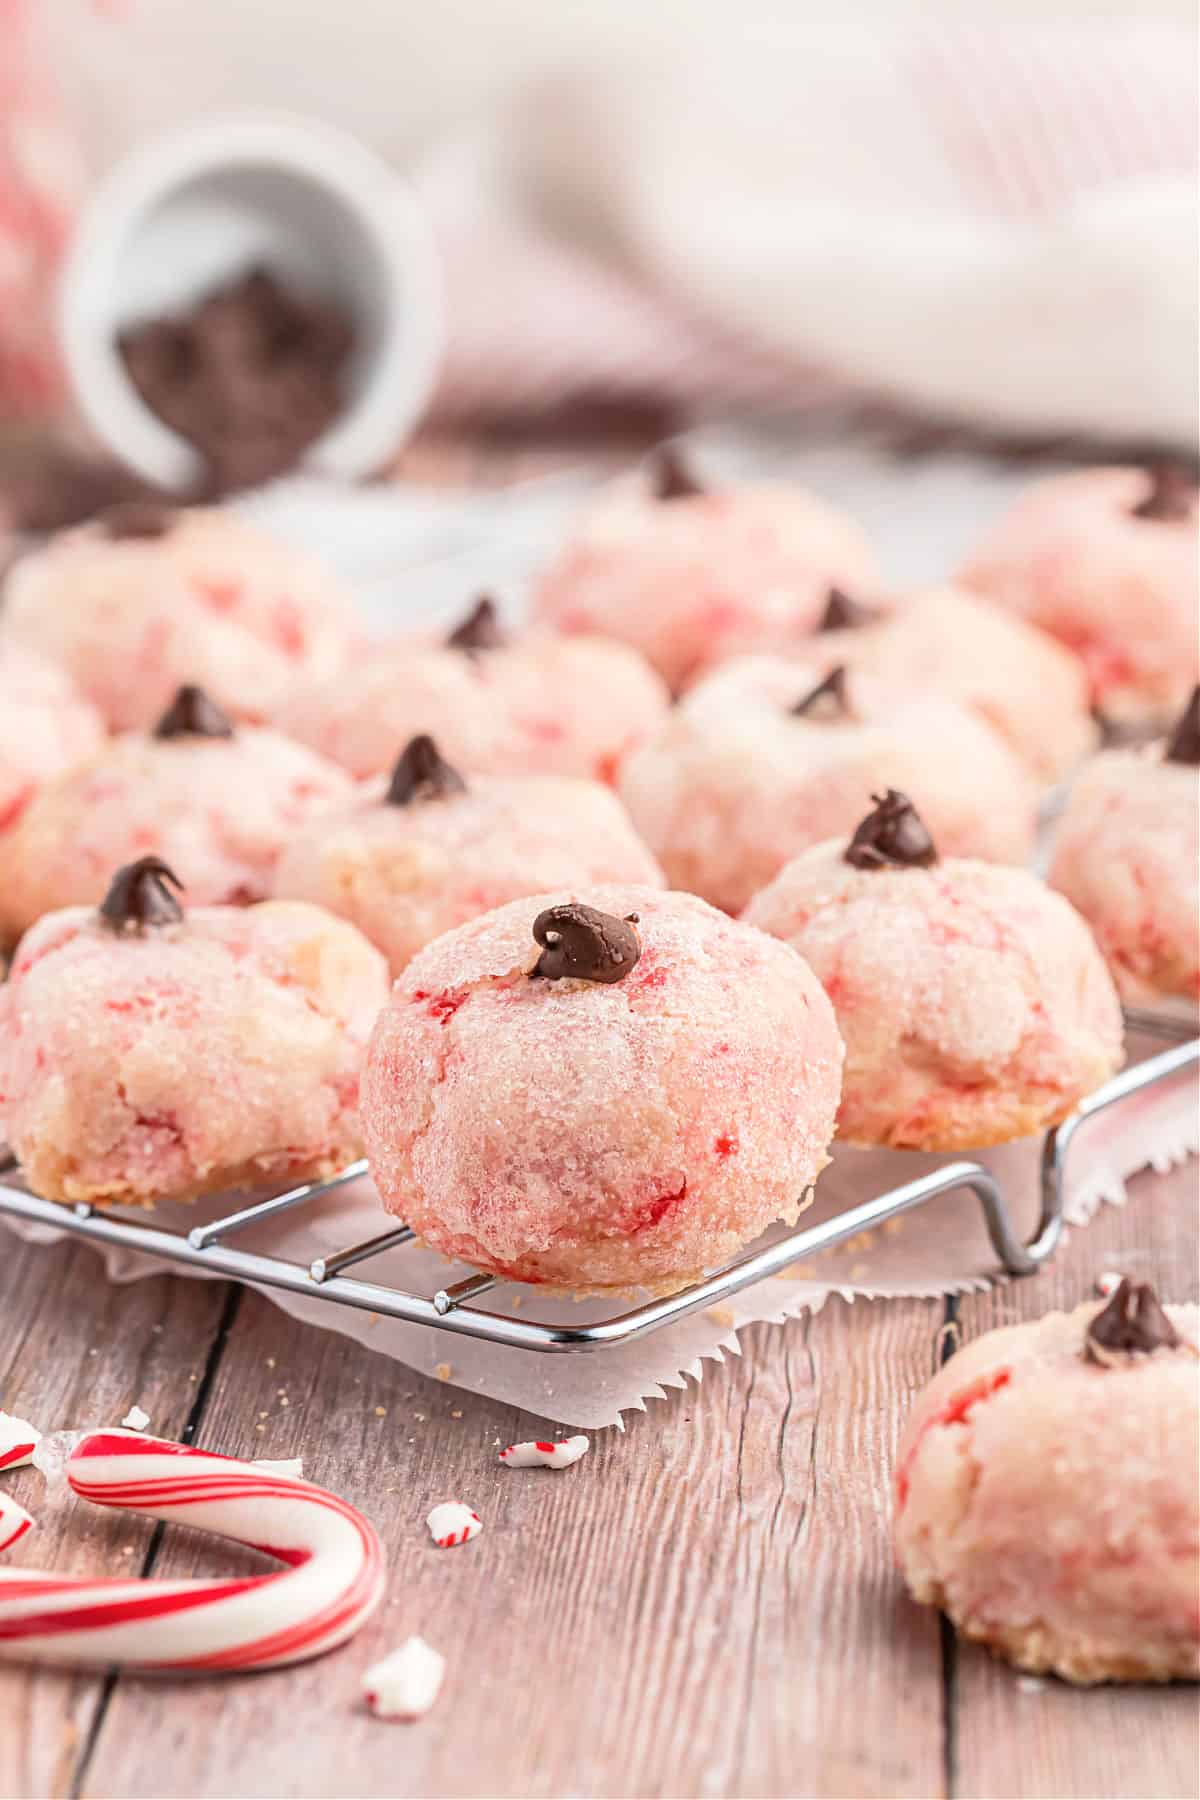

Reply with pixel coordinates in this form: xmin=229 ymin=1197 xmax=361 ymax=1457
xmin=362 ymin=886 xmax=843 ymax=1293
xmin=744 ymin=792 xmax=1123 ymax=1149
xmin=532 ymin=452 xmax=879 ymax=691
xmin=274 ymin=735 xmax=664 ymax=974
xmin=1049 ymin=690 xmax=1200 ymax=1004
xmin=0 ymin=687 xmax=353 ymax=945
xmin=0 ymin=502 xmax=357 ymax=730
xmin=0 ymin=858 xmax=389 ymax=1207
xmin=0 ymin=643 xmax=105 ymax=836
xmin=275 ymin=597 xmax=668 ymax=784
xmin=814 ymin=584 xmax=1096 ymax=785
xmin=960 ymin=466 xmax=1199 ymax=726
xmin=619 ymin=657 xmax=1037 ymax=914
xmin=894 ymin=1282 xmax=1199 ymax=1684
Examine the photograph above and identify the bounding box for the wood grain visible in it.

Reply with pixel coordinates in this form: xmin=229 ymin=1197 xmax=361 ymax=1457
xmin=951 ymin=1159 xmax=1200 ymax=1800
xmin=0 ymin=1235 xmax=233 ymax=1800
xmin=82 ymin=1293 xmax=948 ymax=1800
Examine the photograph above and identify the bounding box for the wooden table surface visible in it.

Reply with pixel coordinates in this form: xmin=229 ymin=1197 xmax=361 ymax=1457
xmin=1 ymin=431 xmax=1197 ymax=1800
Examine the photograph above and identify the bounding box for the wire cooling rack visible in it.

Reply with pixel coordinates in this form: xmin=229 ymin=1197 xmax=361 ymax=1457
xmin=0 ymin=1017 xmax=1194 ymax=1356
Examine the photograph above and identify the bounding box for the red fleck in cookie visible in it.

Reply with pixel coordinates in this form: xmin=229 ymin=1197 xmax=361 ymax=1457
xmin=0 ymin=503 xmax=357 ymax=730
xmin=532 ymin=451 xmax=879 ymax=692
xmin=894 ymin=1281 xmax=1199 ymax=1684
xmin=1049 ymin=688 xmax=1200 ymax=1004
xmin=0 ymin=644 xmax=105 ymax=837
xmin=618 ymin=656 xmax=1037 ymax=914
xmin=275 ymin=596 xmax=668 ymax=785
xmin=0 ymin=686 xmax=352 ymax=944
xmin=0 ymin=857 xmax=389 ymax=1207
xmin=274 ymin=735 xmax=663 ymax=974
xmin=361 ymin=885 xmax=843 ymax=1293
xmin=744 ymin=791 xmax=1123 ymax=1149
xmin=960 ymin=466 xmax=1199 ymax=727
xmin=813 ymin=583 xmax=1096 ymax=785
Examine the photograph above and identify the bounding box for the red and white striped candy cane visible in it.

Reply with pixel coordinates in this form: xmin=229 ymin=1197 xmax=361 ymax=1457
xmin=0 ymin=1431 xmax=386 ymax=1672
xmin=0 ymin=1492 xmax=34 ymax=1555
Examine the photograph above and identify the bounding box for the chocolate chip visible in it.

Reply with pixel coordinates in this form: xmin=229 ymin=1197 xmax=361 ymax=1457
xmin=651 ymin=448 xmax=706 ymax=501
xmin=818 ymin=587 xmax=882 ymax=632
xmin=99 ymin=500 xmax=177 ymax=541
xmin=153 ymin=685 xmax=235 ymax=741
xmin=845 ymin=789 xmax=939 ymax=870
xmin=386 ymin=735 xmax=468 ymax=806
xmin=1085 ymin=1277 xmax=1180 ymax=1364
xmin=530 ymin=902 xmax=642 ymax=984
xmin=1165 ymin=686 xmax=1200 ymax=766
xmin=445 ymin=596 xmax=506 ymax=652
xmin=791 ymin=665 xmax=851 ymax=721
xmin=1131 ymin=464 xmax=1196 ymax=524
xmin=98 ymin=856 xmax=185 ymax=933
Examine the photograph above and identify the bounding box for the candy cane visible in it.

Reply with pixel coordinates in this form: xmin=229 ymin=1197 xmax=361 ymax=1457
xmin=0 ymin=1431 xmax=385 ymax=1672
xmin=0 ymin=1493 xmax=34 ymax=1555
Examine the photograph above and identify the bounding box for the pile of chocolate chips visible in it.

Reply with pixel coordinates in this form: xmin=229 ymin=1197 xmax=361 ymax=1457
xmin=118 ymin=266 xmax=355 ymax=496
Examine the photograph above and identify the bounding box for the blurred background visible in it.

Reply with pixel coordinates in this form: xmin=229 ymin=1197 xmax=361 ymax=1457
xmin=3 ymin=0 xmax=1196 ymax=476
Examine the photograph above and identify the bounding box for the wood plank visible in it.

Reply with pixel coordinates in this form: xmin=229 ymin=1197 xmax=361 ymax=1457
xmin=0 ymin=1234 xmax=233 ymax=1800
xmin=81 ymin=1290 xmax=948 ymax=1800
xmin=951 ymin=1159 xmax=1200 ymax=1800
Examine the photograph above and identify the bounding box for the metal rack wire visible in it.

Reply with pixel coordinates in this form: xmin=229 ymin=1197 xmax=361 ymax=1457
xmin=0 ymin=1018 xmax=1194 ymax=1356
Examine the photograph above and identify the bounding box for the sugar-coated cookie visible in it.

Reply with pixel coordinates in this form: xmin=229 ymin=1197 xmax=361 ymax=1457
xmin=0 ymin=503 xmax=357 ymax=729
xmin=960 ymin=466 xmax=1199 ymax=726
xmin=0 ymin=686 xmax=352 ymax=944
xmin=274 ymin=734 xmax=664 ymax=974
xmin=275 ymin=597 xmax=668 ymax=784
xmin=362 ymin=885 xmax=843 ymax=1292
xmin=812 ymin=583 xmax=1096 ymax=784
xmin=532 ymin=452 xmax=878 ymax=691
xmin=619 ymin=657 xmax=1036 ymax=913
xmin=0 ymin=643 xmax=105 ymax=836
xmin=894 ymin=1281 xmax=1199 ymax=1684
xmin=1049 ymin=688 xmax=1200 ymax=1003
xmin=744 ymin=791 xmax=1123 ymax=1148
xmin=0 ymin=858 xmax=389 ymax=1206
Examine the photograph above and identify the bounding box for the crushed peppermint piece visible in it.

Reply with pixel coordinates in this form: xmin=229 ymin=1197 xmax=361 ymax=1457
xmin=426 ymin=1501 xmax=482 ymax=1547
xmin=363 ymin=1636 xmax=446 ymax=1720
xmin=252 ymin=1458 xmax=304 ymax=1479
xmin=0 ymin=1491 xmax=35 ymax=1553
xmin=1095 ymin=1270 xmax=1124 ymax=1297
xmin=121 ymin=1406 xmax=150 ymax=1432
xmin=0 ymin=1411 xmax=42 ymax=1471
xmin=499 ymin=1436 xmax=590 ymax=1470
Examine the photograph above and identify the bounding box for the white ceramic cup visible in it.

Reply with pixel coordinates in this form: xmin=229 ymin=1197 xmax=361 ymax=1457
xmin=58 ymin=112 xmax=444 ymax=491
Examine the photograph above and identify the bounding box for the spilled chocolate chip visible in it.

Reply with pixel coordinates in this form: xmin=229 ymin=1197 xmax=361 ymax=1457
xmin=1130 ymin=464 xmax=1196 ymax=524
xmin=845 ymin=789 xmax=939 ymax=870
xmin=791 ymin=665 xmax=851 ymax=721
xmin=446 ymin=596 xmax=506 ymax=652
xmin=818 ymin=587 xmax=882 ymax=632
xmin=651 ymin=447 xmax=706 ymax=501
xmin=1165 ymin=686 xmax=1200 ymax=766
xmin=98 ymin=856 xmax=185 ymax=933
xmin=386 ymin=735 xmax=468 ymax=806
xmin=1085 ymin=1276 xmax=1180 ymax=1364
xmin=99 ymin=500 xmax=177 ymax=541
xmin=530 ymin=902 xmax=642 ymax=984
xmin=153 ymin=685 xmax=235 ymax=741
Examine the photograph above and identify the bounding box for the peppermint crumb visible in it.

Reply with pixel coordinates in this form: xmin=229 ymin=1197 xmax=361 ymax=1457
xmin=435 ymin=1363 xmax=452 ymax=1382
xmin=266 ymin=1357 xmax=277 ymax=1370
xmin=451 ymin=1410 xmax=463 ymax=1420
xmin=88 ymin=1348 xmax=98 ymax=1357
xmin=414 ymin=1413 xmax=426 ymax=1423
xmin=258 ymin=1411 xmax=269 ymax=1421
xmin=255 ymin=1423 xmax=266 ymax=1433
xmin=279 ymin=1397 xmax=290 ymax=1408
xmin=375 ymin=1407 xmax=387 ymax=1418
